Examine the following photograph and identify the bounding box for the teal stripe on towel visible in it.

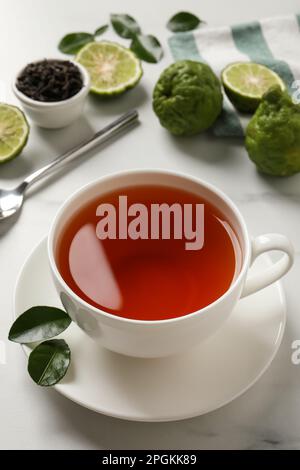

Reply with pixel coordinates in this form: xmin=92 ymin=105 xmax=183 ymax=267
xmin=212 ymin=107 xmax=244 ymax=137
xmin=296 ymin=14 xmax=300 ymax=30
xmin=232 ymin=21 xmax=295 ymax=89
xmin=168 ymin=33 xmax=244 ymax=137
xmin=168 ymin=33 xmax=202 ymax=61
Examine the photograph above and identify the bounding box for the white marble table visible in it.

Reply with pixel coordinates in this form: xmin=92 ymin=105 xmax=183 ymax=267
xmin=0 ymin=0 xmax=300 ymax=450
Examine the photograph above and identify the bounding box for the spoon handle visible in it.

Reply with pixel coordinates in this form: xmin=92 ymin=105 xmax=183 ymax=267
xmin=22 ymin=110 xmax=138 ymax=189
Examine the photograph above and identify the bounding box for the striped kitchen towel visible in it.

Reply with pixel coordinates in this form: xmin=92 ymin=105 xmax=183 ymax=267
xmin=168 ymin=14 xmax=300 ymax=137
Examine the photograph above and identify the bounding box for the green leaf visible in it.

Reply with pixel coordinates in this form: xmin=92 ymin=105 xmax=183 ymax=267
xmin=94 ymin=24 xmax=109 ymax=37
xmin=9 ymin=306 xmax=72 ymax=344
xmin=130 ymin=34 xmax=163 ymax=63
xmin=167 ymin=11 xmax=202 ymax=32
xmin=28 ymin=339 xmax=71 ymax=387
xmin=58 ymin=32 xmax=94 ymax=54
xmin=110 ymin=14 xmax=141 ymax=39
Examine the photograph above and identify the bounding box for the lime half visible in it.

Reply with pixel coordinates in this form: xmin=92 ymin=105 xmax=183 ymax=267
xmin=76 ymin=41 xmax=143 ymax=95
xmin=221 ymin=62 xmax=286 ymax=112
xmin=0 ymin=104 xmax=29 ymax=164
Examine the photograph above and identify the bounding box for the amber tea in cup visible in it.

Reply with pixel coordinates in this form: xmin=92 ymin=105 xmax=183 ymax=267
xmin=56 ymin=184 xmax=242 ymax=321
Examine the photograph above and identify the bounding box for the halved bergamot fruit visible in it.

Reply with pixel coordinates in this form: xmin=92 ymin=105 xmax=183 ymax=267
xmin=0 ymin=103 xmax=29 ymax=164
xmin=221 ymin=62 xmax=286 ymax=113
xmin=76 ymin=41 xmax=143 ymax=96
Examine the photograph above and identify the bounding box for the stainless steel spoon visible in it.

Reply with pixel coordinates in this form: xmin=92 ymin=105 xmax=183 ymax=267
xmin=0 ymin=109 xmax=138 ymax=221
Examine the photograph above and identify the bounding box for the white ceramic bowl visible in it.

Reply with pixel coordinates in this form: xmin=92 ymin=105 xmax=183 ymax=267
xmin=12 ymin=59 xmax=90 ymax=129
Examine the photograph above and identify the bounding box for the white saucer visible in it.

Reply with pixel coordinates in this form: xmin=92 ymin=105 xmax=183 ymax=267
xmin=14 ymin=238 xmax=286 ymax=422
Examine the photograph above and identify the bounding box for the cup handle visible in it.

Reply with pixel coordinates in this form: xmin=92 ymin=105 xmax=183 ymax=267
xmin=241 ymin=233 xmax=294 ymax=298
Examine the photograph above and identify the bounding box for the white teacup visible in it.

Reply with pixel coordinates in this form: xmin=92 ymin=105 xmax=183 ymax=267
xmin=48 ymin=169 xmax=294 ymax=358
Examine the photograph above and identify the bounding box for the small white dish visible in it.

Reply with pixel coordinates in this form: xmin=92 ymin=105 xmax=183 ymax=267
xmin=12 ymin=59 xmax=90 ymax=129
xmin=14 ymin=237 xmax=286 ymax=422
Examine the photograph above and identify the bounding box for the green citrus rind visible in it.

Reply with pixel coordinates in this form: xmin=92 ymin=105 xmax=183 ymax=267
xmin=76 ymin=41 xmax=143 ymax=96
xmin=0 ymin=103 xmax=29 ymax=164
xmin=221 ymin=62 xmax=286 ymax=113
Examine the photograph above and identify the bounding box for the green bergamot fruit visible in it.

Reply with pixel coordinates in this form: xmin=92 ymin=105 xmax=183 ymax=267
xmin=152 ymin=60 xmax=223 ymax=136
xmin=245 ymin=86 xmax=300 ymax=176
